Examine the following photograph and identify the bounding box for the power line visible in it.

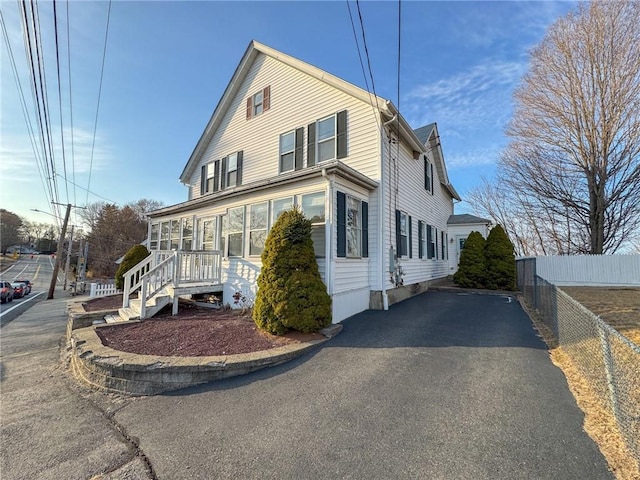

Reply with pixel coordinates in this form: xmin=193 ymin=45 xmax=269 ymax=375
xmin=86 ymin=0 xmax=112 ymax=205
xmin=66 ymin=1 xmax=77 ymax=213
xmin=55 ymin=173 xmax=123 ymax=206
xmin=345 ymin=0 xmax=381 ymax=134
xmin=53 ymin=0 xmax=70 ymax=203
xmin=354 ymin=0 xmax=380 ymax=106
xmin=0 ymin=9 xmax=52 ymax=204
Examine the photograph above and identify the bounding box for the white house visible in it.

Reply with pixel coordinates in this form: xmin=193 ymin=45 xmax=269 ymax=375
xmin=129 ymin=40 xmax=461 ymax=323
xmin=446 ymin=214 xmax=492 ymax=273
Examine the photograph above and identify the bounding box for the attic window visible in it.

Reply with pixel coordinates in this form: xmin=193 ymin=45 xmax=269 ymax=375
xmin=246 ymin=86 xmax=271 ymax=119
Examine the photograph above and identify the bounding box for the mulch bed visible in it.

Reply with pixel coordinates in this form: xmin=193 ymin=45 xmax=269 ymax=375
xmin=86 ymin=295 xmax=324 ymax=357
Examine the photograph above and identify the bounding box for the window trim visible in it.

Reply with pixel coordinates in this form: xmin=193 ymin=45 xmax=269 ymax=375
xmin=249 ymin=202 xmax=268 ymax=257
xmin=279 ymin=130 xmax=296 ymax=173
xmin=225 ymin=206 xmax=245 ymax=257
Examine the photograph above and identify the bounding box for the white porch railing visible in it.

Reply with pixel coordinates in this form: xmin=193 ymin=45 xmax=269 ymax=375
xmin=122 ymin=250 xmax=223 ymax=312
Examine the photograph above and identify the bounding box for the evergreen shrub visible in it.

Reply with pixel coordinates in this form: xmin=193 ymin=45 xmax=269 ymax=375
xmin=253 ymin=209 xmax=332 ymax=335
xmin=453 ymin=231 xmax=486 ymax=288
xmin=484 ymin=224 xmax=516 ymax=290
xmin=115 ymin=244 xmax=150 ymax=290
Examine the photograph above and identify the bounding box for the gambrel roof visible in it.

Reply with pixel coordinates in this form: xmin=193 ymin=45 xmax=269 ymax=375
xmin=179 ymin=40 xmax=448 ymax=187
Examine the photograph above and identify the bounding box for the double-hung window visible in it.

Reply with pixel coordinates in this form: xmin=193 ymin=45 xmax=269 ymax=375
xmin=201 ymin=217 xmax=218 ymax=251
xmin=337 ymin=191 xmax=368 ymax=258
xmin=170 ymin=220 xmax=180 ymax=250
xmin=441 ymin=231 xmax=447 ymax=260
xmin=226 ymin=207 xmax=244 ymax=257
xmin=279 ymin=131 xmax=295 ymax=173
xmin=428 ymin=225 xmax=436 ymax=259
xmin=301 ymin=192 xmax=325 ymax=258
xmin=246 ymin=86 xmax=270 ymax=119
xmin=160 ymin=222 xmax=170 ymax=250
xmin=181 ymin=217 xmax=193 ymax=250
xmin=271 ymin=197 xmax=293 ymax=226
xmin=249 ymin=202 xmax=268 ymax=256
xmin=418 ymin=221 xmax=427 ymax=259
xmin=307 ymin=110 xmax=347 ymax=166
xmin=226 ymin=153 xmax=238 ymax=188
xmin=317 ymin=116 xmax=336 ymax=162
xmin=395 ymin=210 xmax=411 ymax=258
xmin=150 ymin=224 xmax=159 ymax=250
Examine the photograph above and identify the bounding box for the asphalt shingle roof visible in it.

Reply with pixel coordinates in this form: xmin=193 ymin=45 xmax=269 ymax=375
xmin=447 ymin=214 xmax=492 ymax=225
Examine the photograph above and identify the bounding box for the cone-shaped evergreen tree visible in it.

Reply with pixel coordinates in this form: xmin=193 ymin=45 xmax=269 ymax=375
xmin=115 ymin=244 xmax=150 ymax=289
xmin=453 ymin=231 xmax=486 ymax=288
xmin=253 ymin=208 xmax=331 ymax=335
xmin=484 ymin=224 xmax=516 ymax=290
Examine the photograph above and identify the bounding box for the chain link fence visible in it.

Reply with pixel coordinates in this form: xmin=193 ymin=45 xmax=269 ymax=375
xmin=517 ymin=258 xmax=640 ymax=462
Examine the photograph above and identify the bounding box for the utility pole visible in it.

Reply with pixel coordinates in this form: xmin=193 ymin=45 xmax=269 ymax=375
xmin=48 ymin=203 xmax=71 ymax=299
xmin=63 ymin=224 xmax=75 ymax=290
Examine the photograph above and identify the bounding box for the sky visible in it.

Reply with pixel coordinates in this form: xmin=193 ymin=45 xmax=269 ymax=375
xmin=1 ymin=0 xmax=577 ymax=228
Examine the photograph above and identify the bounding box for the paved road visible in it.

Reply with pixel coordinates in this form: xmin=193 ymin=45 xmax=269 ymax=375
xmin=0 ymin=255 xmax=57 ymax=326
xmin=1 ymin=290 xmax=151 ymax=480
xmin=113 ymin=291 xmax=612 ymax=479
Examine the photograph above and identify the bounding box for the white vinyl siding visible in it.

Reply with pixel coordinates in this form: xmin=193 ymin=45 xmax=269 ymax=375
xmin=190 ymin=54 xmax=380 ymax=199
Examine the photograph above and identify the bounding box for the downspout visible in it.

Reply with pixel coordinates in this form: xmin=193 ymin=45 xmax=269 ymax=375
xmin=321 ymin=168 xmax=333 ymax=299
xmin=379 ymin=115 xmax=397 ymax=310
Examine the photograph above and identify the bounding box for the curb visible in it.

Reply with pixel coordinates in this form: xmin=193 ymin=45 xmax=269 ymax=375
xmin=68 ymin=322 xmax=332 ymax=396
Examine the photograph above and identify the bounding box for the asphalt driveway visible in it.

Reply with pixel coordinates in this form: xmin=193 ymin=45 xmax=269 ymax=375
xmin=113 ymin=290 xmax=612 ymax=479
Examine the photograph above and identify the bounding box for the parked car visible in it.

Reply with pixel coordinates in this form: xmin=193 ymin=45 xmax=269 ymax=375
xmin=15 ymin=279 xmax=32 ymax=294
xmin=1 ymin=281 xmax=15 ymax=303
xmin=11 ymin=282 xmax=25 ymax=299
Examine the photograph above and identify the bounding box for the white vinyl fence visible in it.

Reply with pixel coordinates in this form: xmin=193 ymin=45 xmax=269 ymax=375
xmin=89 ymin=282 xmax=120 ymax=298
xmin=527 ymin=255 xmax=640 ymax=286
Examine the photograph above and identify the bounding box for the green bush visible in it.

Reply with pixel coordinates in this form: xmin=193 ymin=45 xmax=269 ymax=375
xmin=253 ymin=208 xmax=331 ymax=335
xmin=484 ymin=224 xmax=516 ymax=290
xmin=453 ymin=231 xmax=486 ymax=288
xmin=115 ymin=244 xmax=150 ymax=290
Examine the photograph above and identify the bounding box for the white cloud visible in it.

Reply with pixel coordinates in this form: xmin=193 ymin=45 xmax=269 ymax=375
xmin=405 ymin=60 xmax=526 ymax=129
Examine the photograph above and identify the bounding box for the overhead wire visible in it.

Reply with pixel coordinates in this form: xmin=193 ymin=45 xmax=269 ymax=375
xmin=345 ymin=0 xmax=381 ymax=134
xmin=18 ymin=0 xmax=58 ymax=219
xmin=0 ymin=9 xmax=52 ymax=208
xmin=85 ymin=0 xmax=112 ymax=205
xmin=66 ymin=1 xmax=77 ymax=215
xmin=53 ymin=0 xmax=70 ymax=204
xmin=31 ymin=0 xmax=61 ymax=215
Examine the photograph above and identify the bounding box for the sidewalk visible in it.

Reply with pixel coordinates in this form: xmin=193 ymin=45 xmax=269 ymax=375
xmin=0 ymin=289 xmax=151 ymax=480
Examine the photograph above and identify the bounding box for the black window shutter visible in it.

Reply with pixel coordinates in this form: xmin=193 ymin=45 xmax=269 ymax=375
xmin=246 ymin=96 xmax=253 ymax=120
xmin=236 ymin=151 xmax=243 ymax=186
xmin=295 ymin=127 xmax=304 ymax=170
xmin=263 ymin=85 xmax=270 ymax=111
xmin=362 ymin=201 xmax=368 ymax=258
xmin=220 ymin=157 xmax=227 ymax=190
xmin=418 ymin=220 xmax=423 ymax=258
xmin=395 ymin=210 xmax=402 ymax=257
xmin=213 ymin=160 xmax=220 ymax=192
xmin=337 ymin=191 xmax=346 ymax=257
xmin=337 ymin=110 xmax=347 ymax=159
xmin=200 ymin=164 xmax=207 ymax=195
xmin=430 ymin=163 xmax=434 ymax=194
xmin=427 ymin=224 xmax=433 ymax=259
xmin=424 ymin=157 xmax=429 ymax=191
xmin=408 ymin=216 xmax=413 ymax=258
xmin=307 ymin=122 xmax=316 ymax=167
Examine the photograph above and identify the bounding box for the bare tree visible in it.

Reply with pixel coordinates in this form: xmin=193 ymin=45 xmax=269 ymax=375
xmin=501 ymin=0 xmax=640 ymax=254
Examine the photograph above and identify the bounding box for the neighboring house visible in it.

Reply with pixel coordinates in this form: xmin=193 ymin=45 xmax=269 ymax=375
xmin=446 ymin=214 xmax=492 ymax=273
xmin=142 ymin=40 xmax=460 ymax=323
